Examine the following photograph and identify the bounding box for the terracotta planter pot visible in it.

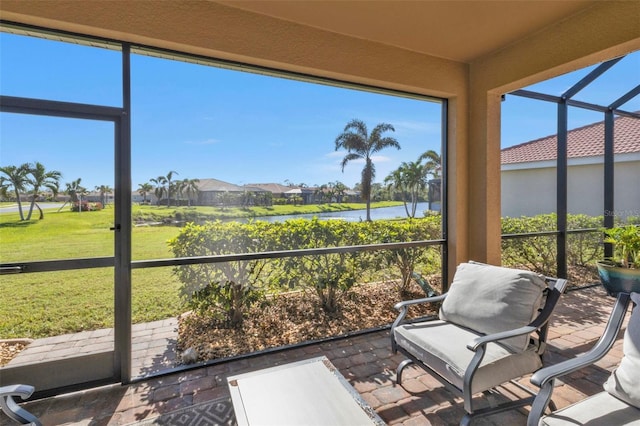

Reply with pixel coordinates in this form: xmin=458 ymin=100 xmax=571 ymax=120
xmin=596 ymin=260 xmax=640 ymax=296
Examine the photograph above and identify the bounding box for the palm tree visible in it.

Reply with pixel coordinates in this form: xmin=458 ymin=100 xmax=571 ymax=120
xmin=335 ymin=119 xmax=400 ymax=221
xmin=26 ymin=162 xmax=62 ymax=220
xmin=401 ymin=160 xmax=429 ymax=218
xmin=150 ymin=176 xmax=167 ymax=206
xmin=418 ymin=150 xmax=442 ymax=210
xmin=181 ymin=178 xmax=200 ymax=207
xmin=137 ymin=183 xmax=153 ymax=204
xmin=333 ymin=181 xmax=347 ymax=203
xmin=164 ymin=170 xmax=178 ymax=207
xmin=64 ymin=178 xmax=87 ymax=212
xmin=418 ymin=150 xmax=442 ymax=178
xmin=384 ymin=167 xmax=411 ymax=217
xmin=0 ymin=163 xmax=30 ymax=220
xmin=95 ymin=184 xmax=113 ymax=207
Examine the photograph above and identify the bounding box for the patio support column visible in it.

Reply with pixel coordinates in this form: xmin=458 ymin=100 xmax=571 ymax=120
xmin=466 ymin=89 xmax=503 ymax=265
xmin=556 ymin=101 xmax=568 ymax=279
xmin=603 ymin=110 xmax=615 ymax=259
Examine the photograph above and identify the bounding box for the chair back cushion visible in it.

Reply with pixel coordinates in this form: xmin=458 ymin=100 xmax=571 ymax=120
xmin=603 ymin=292 xmax=640 ymax=408
xmin=439 ymin=262 xmax=547 ymax=352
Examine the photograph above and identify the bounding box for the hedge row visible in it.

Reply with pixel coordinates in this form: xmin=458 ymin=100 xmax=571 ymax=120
xmin=169 ymin=213 xmax=636 ymax=328
xmin=168 ymin=217 xmax=441 ymax=327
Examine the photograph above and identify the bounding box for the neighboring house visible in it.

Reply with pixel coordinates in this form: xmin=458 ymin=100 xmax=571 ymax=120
xmin=284 ymin=187 xmax=319 ymax=204
xmin=197 ymin=178 xmax=269 ymax=207
xmin=132 ymin=191 xmax=158 ymax=204
xmin=501 ymin=115 xmax=640 ymax=220
xmin=247 ymin=183 xmax=322 ymax=204
xmin=245 ymin=183 xmax=292 ymax=200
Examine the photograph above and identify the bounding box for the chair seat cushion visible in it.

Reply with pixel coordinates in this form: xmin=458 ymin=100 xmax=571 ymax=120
xmin=439 ymin=262 xmax=547 ymax=352
xmin=604 ymin=292 xmax=640 ymax=409
xmin=393 ymin=320 xmax=542 ymax=394
xmin=540 ymin=392 xmax=640 ymax=425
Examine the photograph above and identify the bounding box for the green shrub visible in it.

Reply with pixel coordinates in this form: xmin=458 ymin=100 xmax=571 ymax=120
xmin=275 ymin=219 xmax=367 ymax=313
xmin=501 ymin=213 xmax=604 ymax=276
xmin=168 ymin=221 xmax=274 ymax=327
xmin=169 ymin=217 xmax=444 ymax=319
xmin=366 ymin=217 xmax=442 ymax=296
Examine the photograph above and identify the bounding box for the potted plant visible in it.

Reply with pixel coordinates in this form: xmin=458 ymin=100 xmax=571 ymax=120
xmin=596 ymin=225 xmax=640 ymax=295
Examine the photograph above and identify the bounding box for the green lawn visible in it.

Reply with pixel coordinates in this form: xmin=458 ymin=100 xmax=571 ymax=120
xmin=0 ymin=201 xmax=401 ymax=339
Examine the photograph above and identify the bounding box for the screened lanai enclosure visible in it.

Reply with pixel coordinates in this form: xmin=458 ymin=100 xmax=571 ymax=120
xmin=0 ymin=1 xmax=639 ymax=399
xmin=501 ymin=54 xmax=640 ymax=278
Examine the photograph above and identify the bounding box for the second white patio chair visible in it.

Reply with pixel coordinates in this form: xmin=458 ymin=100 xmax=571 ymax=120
xmin=527 ymin=291 xmax=640 ymax=425
xmin=391 ymin=261 xmax=567 ymax=425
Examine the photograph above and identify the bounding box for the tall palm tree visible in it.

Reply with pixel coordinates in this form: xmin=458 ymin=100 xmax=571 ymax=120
xmin=0 ymin=163 xmax=30 ymax=220
xmin=137 ymin=183 xmax=153 ymax=204
xmin=164 ymin=170 xmax=178 ymax=207
xmin=26 ymin=162 xmax=62 ymax=220
xmin=150 ymin=176 xmax=167 ymax=206
xmin=418 ymin=149 xmax=442 ymax=178
xmin=384 ymin=167 xmax=411 ymax=217
xmin=418 ymin=150 xmax=442 ymax=210
xmin=181 ymin=178 xmax=200 ymax=207
xmin=401 ymin=160 xmax=429 ymax=218
xmin=335 ymin=119 xmax=400 ymax=221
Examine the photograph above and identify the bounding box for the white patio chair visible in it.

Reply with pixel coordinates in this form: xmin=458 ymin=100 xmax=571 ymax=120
xmin=391 ymin=261 xmax=568 ymax=425
xmin=527 ymin=291 xmax=640 ymax=425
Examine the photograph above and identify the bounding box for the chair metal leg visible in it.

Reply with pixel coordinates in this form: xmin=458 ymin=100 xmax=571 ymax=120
xmin=0 ymin=385 xmax=42 ymax=426
xmin=396 ymin=359 xmax=414 ymax=385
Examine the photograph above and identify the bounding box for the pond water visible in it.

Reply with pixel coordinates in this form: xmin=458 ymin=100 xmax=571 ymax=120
xmin=249 ymin=202 xmax=433 ymax=222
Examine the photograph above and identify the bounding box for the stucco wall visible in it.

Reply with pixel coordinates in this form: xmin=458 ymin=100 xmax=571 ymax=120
xmin=501 ymin=156 xmax=640 ymax=220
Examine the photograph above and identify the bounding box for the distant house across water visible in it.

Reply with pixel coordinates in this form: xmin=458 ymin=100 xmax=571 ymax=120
xmin=501 ymin=115 xmax=640 ymax=220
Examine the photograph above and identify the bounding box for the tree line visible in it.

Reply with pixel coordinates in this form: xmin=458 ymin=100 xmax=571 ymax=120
xmin=0 ymin=162 xmax=115 ymax=220
xmin=2 ymin=118 xmax=442 ymax=219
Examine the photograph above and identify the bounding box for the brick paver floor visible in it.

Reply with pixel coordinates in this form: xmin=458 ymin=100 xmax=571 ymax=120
xmin=3 ymin=285 xmax=632 ymax=426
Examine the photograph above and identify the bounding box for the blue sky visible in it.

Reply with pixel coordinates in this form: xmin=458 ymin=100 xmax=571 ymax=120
xmin=1 ymin=32 xmax=638 ymax=191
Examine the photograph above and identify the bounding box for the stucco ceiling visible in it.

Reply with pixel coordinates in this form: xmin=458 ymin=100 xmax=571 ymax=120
xmin=216 ymin=0 xmax=598 ymax=63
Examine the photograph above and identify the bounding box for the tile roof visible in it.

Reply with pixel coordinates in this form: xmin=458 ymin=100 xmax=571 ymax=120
xmin=245 ymin=183 xmax=293 ymax=193
xmin=501 ymin=115 xmax=640 ymax=164
xmin=196 ymin=178 xmax=248 ymax=192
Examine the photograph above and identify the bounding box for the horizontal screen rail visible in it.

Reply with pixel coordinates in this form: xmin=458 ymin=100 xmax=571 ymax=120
xmin=1 ymin=239 xmax=445 ymax=273
xmin=132 ymin=240 xmax=445 ymax=269
xmin=501 ymin=228 xmax=600 ymax=240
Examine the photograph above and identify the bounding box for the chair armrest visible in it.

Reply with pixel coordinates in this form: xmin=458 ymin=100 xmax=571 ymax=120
xmin=531 ymin=291 xmax=632 ymax=388
xmin=467 ymin=325 xmax=537 ymax=351
xmin=0 ymin=384 xmax=34 ymax=400
xmin=391 ymin=293 xmax=447 ymax=353
xmin=393 ymin=293 xmax=447 ymax=311
xmin=0 ymin=384 xmax=41 ymax=426
xmin=392 ymin=293 xmax=447 ymax=328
